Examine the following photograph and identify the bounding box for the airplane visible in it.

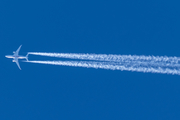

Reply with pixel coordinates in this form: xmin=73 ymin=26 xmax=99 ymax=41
xmin=5 ymin=45 xmax=28 ymax=70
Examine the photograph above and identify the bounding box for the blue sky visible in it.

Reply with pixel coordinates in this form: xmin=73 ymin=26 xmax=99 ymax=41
xmin=1 ymin=0 xmax=180 ymax=119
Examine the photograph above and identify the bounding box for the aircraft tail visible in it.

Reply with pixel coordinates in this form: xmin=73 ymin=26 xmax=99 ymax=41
xmin=26 ymin=53 xmax=29 ymax=61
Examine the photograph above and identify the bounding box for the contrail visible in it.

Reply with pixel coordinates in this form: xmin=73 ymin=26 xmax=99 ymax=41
xmin=28 ymin=52 xmax=180 ymax=64
xmin=26 ymin=60 xmax=180 ymax=75
xmin=28 ymin=52 xmax=180 ymax=67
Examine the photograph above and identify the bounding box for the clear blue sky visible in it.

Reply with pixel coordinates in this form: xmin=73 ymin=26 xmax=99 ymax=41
xmin=1 ymin=0 xmax=180 ymax=119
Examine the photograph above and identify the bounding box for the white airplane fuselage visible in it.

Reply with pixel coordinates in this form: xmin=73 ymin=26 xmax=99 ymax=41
xmin=5 ymin=45 xmax=28 ymax=70
xmin=5 ymin=55 xmax=27 ymax=60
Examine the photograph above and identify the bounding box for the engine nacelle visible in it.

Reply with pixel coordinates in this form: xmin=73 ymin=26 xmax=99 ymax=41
xmin=12 ymin=60 xmax=15 ymax=62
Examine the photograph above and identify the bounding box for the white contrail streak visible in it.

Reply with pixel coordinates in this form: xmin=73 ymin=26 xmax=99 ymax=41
xmin=28 ymin=52 xmax=180 ymax=64
xmin=26 ymin=60 xmax=180 ymax=75
xmin=27 ymin=52 xmax=180 ymax=75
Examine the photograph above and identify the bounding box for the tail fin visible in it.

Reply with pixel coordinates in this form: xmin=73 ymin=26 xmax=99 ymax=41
xmin=26 ymin=53 xmax=29 ymax=61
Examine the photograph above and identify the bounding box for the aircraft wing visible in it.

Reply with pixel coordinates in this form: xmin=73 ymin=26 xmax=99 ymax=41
xmin=14 ymin=58 xmax=21 ymax=70
xmin=14 ymin=45 xmax=22 ymax=56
